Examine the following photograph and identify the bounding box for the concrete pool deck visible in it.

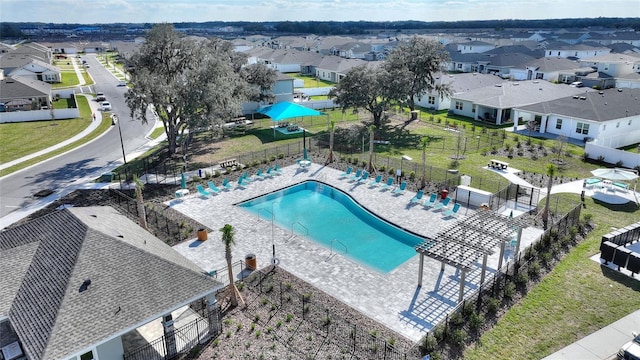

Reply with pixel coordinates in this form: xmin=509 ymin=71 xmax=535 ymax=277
xmin=170 ymin=162 xmax=545 ymax=342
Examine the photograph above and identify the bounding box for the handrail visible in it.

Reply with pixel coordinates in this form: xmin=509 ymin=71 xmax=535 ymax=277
xmin=291 ymin=221 xmax=308 ymax=236
xmin=330 ymin=238 xmax=348 ymax=255
xmin=256 ymin=208 xmax=273 ymax=225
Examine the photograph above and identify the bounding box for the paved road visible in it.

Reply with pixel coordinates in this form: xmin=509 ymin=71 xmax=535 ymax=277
xmin=0 ymin=54 xmax=154 ymax=219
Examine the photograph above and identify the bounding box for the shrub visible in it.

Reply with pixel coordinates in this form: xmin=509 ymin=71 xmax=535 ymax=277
xmin=409 ymin=171 xmax=416 ymax=180
xmin=278 ymin=153 xmax=285 ymax=159
xmin=503 ymin=282 xmax=516 ymax=301
xmin=528 ymin=260 xmax=541 ymax=278
xmin=515 ymin=271 xmax=529 ymax=287
xmin=486 ymin=297 xmax=500 ymax=315
xmin=449 ymin=329 xmax=468 ymax=348
xmin=420 ymin=333 xmax=438 ymax=354
xmin=468 ymin=311 xmax=485 ymax=332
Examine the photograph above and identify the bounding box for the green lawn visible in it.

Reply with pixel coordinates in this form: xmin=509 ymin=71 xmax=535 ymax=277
xmin=289 ymin=74 xmax=335 ymax=88
xmin=0 ymin=96 xmax=92 ymax=165
xmin=464 ymin=194 xmax=640 ymax=360
xmin=53 ymin=71 xmax=80 ymax=88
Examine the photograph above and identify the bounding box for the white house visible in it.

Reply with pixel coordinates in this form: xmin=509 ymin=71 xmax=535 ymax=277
xmin=456 ymin=41 xmax=495 ymax=54
xmin=510 ymin=57 xmax=581 ymax=82
xmin=415 ymin=73 xmax=500 ymax=111
xmin=314 ymin=56 xmax=368 ymax=83
xmin=512 ymin=88 xmax=640 ymax=151
xmin=578 ymin=53 xmax=640 ymax=77
xmin=0 ymin=206 xmax=222 ymax=360
xmin=450 ymin=80 xmax=591 ymax=125
xmin=543 ymin=42 xmax=611 ymax=60
xmin=8 ymin=59 xmax=61 ymax=83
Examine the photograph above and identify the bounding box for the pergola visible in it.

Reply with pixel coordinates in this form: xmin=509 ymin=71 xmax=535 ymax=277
xmin=415 ymin=210 xmax=529 ymax=302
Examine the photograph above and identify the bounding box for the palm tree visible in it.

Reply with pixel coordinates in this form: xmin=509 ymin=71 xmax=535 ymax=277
xmin=133 ymin=175 xmax=148 ymax=230
xmin=326 ymin=120 xmax=335 ymax=164
xmin=542 ymin=163 xmax=557 ymax=230
xmin=367 ymin=125 xmax=376 ymax=172
xmin=220 ymin=224 xmax=245 ymax=308
xmin=420 ymin=137 xmax=429 ymax=189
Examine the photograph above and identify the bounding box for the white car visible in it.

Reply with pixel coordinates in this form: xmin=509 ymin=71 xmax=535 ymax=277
xmin=101 ymin=101 xmax=112 ymax=111
xmin=96 ymin=92 xmax=106 ymax=102
xmin=618 ymin=332 xmax=640 ymax=360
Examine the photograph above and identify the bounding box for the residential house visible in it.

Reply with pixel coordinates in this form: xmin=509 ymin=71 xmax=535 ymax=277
xmin=243 ymin=47 xmax=324 ymax=74
xmin=510 ymin=57 xmax=581 ymax=82
xmin=242 ymin=71 xmax=294 ymax=114
xmin=8 ymin=58 xmax=61 ymax=83
xmin=7 ymin=42 xmax=52 ymax=63
xmin=552 ymin=32 xmax=591 ymax=45
xmin=449 ymin=80 xmax=590 ymax=125
xmin=46 ymin=42 xmax=79 ymax=55
xmin=616 ymin=72 xmax=640 ymax=89
xmin=607 ymin=42 xmax=640 ymax=55
xmin=415 ymin=72 xmax=500 ymax=111
xmin=0 ymin=206 xmax=222 ymax=360
xmin=456 ymin=41 xmax=495 ymax=54
xmin=315 ymin=56 xmax=368 ymax=83
xmin=609 ymin=31 xmax=640 ymax=47
xmin=579 ymin=53 xmax=640 ymax=78
xmin=543 ymin=41 xmax=611 ymax=60
xmin=512 ymin=88 xmax=640 ymax=148
xmin=0 ymin=76 xmax=52 ymax=111
xmin=330 ymin=41 xmax=374 ymax=59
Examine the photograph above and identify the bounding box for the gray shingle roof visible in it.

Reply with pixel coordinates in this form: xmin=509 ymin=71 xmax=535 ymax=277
xmin=1 ymin=206 xmax=221 ymax=360
xmin=453 ymin=80 xmax=592 ymax=109
xmin=515 ymin=88 xmax=640 ymax=122
xmin=0 ymin=76 xmax=51 ymax=100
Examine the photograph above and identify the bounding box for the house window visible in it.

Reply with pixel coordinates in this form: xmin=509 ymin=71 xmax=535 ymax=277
xmin=428 ymin=96 xmax=435 ymax=105
xmin=535 ymin=73 xmax=544 ymax=79
xmin=576 ymin=123 xmax=589 ymax=135
xmin=455 ymin=101 xmax=463 ymax=110
xmin=556 ymin=119 xmax=563 ymax=130
xmin=457 ymin=63 xmax=462 ymax=69
xmin=472 ymin=105 xmax=476 ymax=113
xmin=575 ymin=52 xmax=578 ymax=57
xmin=557 ymin=52 xmax=560 ymax=56
xmin=80 ymin=351 xmax=95 ymax=360
xmin=548 ymin=51 xmax=552 ymax=55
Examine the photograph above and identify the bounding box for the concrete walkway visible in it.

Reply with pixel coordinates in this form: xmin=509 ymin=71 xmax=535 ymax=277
xmin=543 ymin=310 xmax=640 ymax=360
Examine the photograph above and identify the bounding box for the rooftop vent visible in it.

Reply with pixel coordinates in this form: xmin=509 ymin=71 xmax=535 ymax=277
xmin=513 ymin=83 xmax=519 ymax=86
xmin=495 ymin=84 xmax=502 ymax=87
xmin=599 ymin=91 xmax=604 ymax=95
xmin=580 ymin=96 xmax=587 ymax=100
xmin=79 ymin=278 xmax=91 ymax=293
xmin=573 ymin=95 xmax=580 ymax=99
xmin=618 ymin=88 xmax=623 ymax=92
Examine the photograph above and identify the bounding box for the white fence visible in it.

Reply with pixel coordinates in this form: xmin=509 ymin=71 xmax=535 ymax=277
xmin=0 ymin=108 xmax=80 ymax=123
xmin=52 ymin=88 xmax=78 ymax=99
xmin=586 ymin=141 xmax=640 ymax=169
xmin=296 ymin=87 xmax=334 ymax=96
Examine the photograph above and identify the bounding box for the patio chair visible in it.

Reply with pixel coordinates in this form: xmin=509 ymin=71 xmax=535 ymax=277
xmin=349 ymin=169 xmax=363 ymax=181
xmin=368 ymin=174 xmax=382 ymax=187
xmin=393 ymin=181 xmax=407 ymax=195
xmin=241 ymin=171 xmax=254 ymax=183
xmin=339 ymin=166 xmax=353 ymax=179
xmin=433 ymin=197 xmax=451 ymax=211
xmin=263 ymin=167 xmax=274 ymax=178
xmin=273 ymin=164 xmax=283 ymax=175
xmin=255 ymin=168 xmax=265 ymax=179
xmin=422 ymin=193 xmax=438 ymax=209
xmin=237 ymin=177 xmax=250 ymax=189
xmin=380 ymin=178 xmax=394 ymax=191
xmin=410 ymin=190 xmax=424 ymax=204
xmin=207 ymin=181 xmax=221 ymax=194
xmin=196 ymin=184 xmax=211 ymax=198
xmin=222 ymin=178 xmax=233 ymax=190
xmin=357 ymin=171 xmax=370 ymax=183
xmin=442 ymin=203 xmax=461 ymax=218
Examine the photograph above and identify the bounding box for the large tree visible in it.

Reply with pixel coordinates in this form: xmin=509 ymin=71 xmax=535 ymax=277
xmin=125 ymin=24 xmax=274 ymax=155
xmin=383 ymin=37 xmax=451 ymax=112
xmin=329 ymin=64 xmax=391 ymax=128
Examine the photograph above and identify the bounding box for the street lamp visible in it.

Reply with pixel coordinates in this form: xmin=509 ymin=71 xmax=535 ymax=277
xmin=113 ymin=114 xmax=127 ymax=165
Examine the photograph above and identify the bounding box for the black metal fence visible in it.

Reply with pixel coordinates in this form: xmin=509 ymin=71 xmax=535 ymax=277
xmin=123 ymin=310 xmax=216 ymax=360
xmin=408 ymin=203 xmax=583 ymax=358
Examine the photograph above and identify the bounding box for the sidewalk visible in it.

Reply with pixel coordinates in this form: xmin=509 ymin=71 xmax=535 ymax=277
xmin=543 ymin=310 xmax=640 ymax=360
xmin=0 ymin=94 xmax=103 ymax=172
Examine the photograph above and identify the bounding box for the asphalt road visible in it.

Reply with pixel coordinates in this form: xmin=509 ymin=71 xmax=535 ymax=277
xmin=0 ymin=54 xmax=154 ymax=219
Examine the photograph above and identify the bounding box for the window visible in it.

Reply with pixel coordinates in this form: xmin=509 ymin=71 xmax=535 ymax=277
xmin=557 ymin=51 xmax=561 ymax=56
xmin=556 ymin=119 xmax=563 ymax=130
xmin=548 ymin=51 xmax=552 ymax=55
xmin=576 ymin=123 xmax=589 ymax=135
xmin=455 ymin=101 xmax=463 ymax=110
xmin=457 ymin=63 xmax=462 ymax=69
xmin=535 ymin=73 xmax=544 ymax=79
xmin=575 ymin=52 xmax=578 ymax=57
xmin=472 ymin=105 xmax=476 ymax=113
xmin=80 ymin=351 xmax=95 ymax=360
xmin=428 ymin=96 xmax=435 ymax=105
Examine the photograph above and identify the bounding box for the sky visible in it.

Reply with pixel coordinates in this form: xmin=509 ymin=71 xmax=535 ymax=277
xmin=2 ymin=0 xmax=639 ymax=24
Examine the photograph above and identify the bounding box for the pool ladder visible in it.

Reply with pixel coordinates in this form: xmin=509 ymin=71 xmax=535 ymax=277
xmin=286 ymin=221 xmax=308 ymax=242
xmin=330 ymin=239 xmax=348 ymax=255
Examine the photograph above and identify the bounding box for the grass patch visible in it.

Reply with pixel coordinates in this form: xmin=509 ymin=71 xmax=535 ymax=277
xmin=149 ymin=127 xmax=165 ymax=140
xmin=289 ymin=74 xmax=334 ymax=88
xmin=464 ymin=193 xmax=640 ymax=360
xmin=52 ymin=71 xmax=80 ymax=88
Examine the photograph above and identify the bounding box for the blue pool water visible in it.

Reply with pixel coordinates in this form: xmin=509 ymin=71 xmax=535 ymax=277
xmin=237 ymin=181 xmax=425 ymax=273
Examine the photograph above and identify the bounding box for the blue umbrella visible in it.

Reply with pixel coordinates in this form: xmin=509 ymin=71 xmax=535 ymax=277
xmin=181 ymin=173 xmax=187 ymax=189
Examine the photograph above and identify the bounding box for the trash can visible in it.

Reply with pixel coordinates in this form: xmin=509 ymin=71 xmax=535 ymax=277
xmin=197 ymin=228 xmax=208 ymax=241
xmin=245 ymin=254 xmax=257 ymax=270
xmin=440 ymin=189 xmax=449 ymax=200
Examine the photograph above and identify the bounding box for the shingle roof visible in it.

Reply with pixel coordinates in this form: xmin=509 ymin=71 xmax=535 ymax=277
xmin=453 ymin=80 xmax=591 ymax=109
xmin=518 ymin=57 xmax=581 ymax=72
xmin=515 ymin=88 xmax=640 ymax=122
xmin=0 ymin=76 xmax=51 ymax=100
xmin=1 ymin=206 xmax=221 ymax=360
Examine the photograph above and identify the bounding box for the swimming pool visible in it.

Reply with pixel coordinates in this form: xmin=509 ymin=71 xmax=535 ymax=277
xmin=237 ymin=181 xmax=426 ymax=273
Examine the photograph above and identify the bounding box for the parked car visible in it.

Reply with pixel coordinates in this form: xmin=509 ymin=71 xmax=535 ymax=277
xmin=117 ymin=81 xmax=127 ymax=87
xmin=96 ymin=92 xmax=106 ymax=102
xmin=570 ymin=81 xmax=583 ymax=88
xmin=618 ymin=332 xmax=640 ymax=360
xmin=101 ymin=102 xmax=112 ymax=111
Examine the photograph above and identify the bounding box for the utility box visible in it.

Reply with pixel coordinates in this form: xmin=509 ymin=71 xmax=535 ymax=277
xmin=460 ymin=175 xmax=471 ymax=186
